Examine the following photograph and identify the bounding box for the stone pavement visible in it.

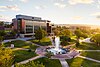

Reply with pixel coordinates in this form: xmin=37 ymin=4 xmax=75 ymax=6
xmin=59 ymin=59 xmax=69 ymax=67
xmin=78 ymin=55 xmax=100 ymax=63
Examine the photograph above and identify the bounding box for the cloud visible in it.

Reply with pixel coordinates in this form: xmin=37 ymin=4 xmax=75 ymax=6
xmin=72 ymin=16 xmax=83 ymax=20
xmin=35 ymin=5 xmax=47 ymax=9
xmin=91 ymin=12 xmax=100 ymax=20
xmin=8 ymin=0 xmax=14 ymax=1
xmin=0 ymin=15 xmax=11 ymax=22
xmin=98 ymin=0 xmax=100 ymax=4
xmin=91 ymin=12 xmax=100 ymax=16
xmin=19 ymin=0 xmax=29 ymax=3
xmin=0 ymin=5 xmax=20 ymax=11
xmin=68 ymin=0 xmax=94 ymax=5
xmin=0 ymin=9 xmax=6 ymax=12
xmin=54 ymin=2 xmax=66 ymax=8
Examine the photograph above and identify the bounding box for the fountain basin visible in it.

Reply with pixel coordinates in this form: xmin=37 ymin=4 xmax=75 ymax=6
xmin=47 ymin=47 xmax=68 ymax=55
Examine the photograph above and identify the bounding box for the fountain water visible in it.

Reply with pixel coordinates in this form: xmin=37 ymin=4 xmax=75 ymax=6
xmin=55 ymin=37 xmax=60 ymax=50
xmin=47 ymin=36 xmax=67 ymax=55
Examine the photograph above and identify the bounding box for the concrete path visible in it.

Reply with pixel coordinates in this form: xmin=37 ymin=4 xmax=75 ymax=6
xmin=3 ymin=37 xmax=33 ymax=43
xmin=78 ymin=55 xmax=100 ymax=63
xmin=59 ymin=59 xmax=69 ymax=67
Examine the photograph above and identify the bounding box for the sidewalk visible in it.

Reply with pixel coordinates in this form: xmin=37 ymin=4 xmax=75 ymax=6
xmin=59 ymin=59 xmax=69 ymax=67
xmin=78 ymin=55 xmax=100 ymax=63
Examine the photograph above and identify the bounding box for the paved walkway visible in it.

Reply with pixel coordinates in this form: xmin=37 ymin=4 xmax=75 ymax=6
xmin=59 ymin=59 xmax=69 ymax=67
xmin=3 ymin=37 xmax=33 ymax=43
xmin=78 ymin=55 xmax=100 ymax=63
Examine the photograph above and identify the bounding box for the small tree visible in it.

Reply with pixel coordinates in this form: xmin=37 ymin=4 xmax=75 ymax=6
xmin=35 ymin=28 xmax=47 ymax=42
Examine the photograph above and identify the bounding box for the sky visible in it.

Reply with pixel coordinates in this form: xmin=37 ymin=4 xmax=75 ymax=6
xmin=0 ymin=0 xmax=100 ymax=25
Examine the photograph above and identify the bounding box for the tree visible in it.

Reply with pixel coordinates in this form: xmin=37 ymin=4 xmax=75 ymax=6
xmin=0 ymin=31 xmax=6 ymax=46
xmin=0 ymin=21 xmax=4 ymax=26
xmin=53 ymin=29 xmax=60 ymax=36
xmin=35 ymin=28 xmax=47 ymax=42
xmin=60 ymin=36 xmax=71 ymax=46
xmin=15 ymin=61 xmax=45 ymax=67
xmin=74 ymin=29 xmax=85 ymax=47
xmin=0 ymin=47 xmax=13 ymax=67
xmin=91 ymin=34 xmax=100 ymax=46
xmin=60 ymin=29 xmax=72 ymax=37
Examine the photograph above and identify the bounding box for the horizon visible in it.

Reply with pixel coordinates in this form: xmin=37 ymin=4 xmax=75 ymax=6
xmin=0 ymin=0 xmax=100 ymax=25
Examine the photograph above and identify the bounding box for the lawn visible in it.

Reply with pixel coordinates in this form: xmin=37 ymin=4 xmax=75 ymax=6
xmin=75 ymin=42 xmax=100 ymax=50
xmin=30 ymin=37 xmax=52 ymax=46
xmin=80 ymin=51 xmax=100 ymax=61
xmin=34 ymin=57 xmax=62 ymax=67
xmin=66 ymin=57 xmax=100 ymax=67
xmin=13 ymin=50 xmax=37 ymax=62
xmin=4 ymin=40 xmax=38 ymax=50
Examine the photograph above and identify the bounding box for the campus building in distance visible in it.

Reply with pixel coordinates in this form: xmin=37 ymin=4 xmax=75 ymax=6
xmin=12 ymin=15 xmax=52 ymax=37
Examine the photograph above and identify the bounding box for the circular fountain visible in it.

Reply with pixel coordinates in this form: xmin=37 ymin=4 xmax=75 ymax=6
xmin=47 ymin=36 xmax=68 ymax=55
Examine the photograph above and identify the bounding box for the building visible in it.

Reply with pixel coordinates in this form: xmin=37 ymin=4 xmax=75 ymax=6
xmin=12 ymin=15 xmax=52 ymax=37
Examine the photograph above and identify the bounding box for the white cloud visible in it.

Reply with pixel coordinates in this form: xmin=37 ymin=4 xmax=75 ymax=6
xmin=0 ymin=9 xmax=6 ymax=12
xmin=0 ymin=15 xmax=12 ymax=22
xmin=98 ymin=0 xmax=100 ymax=4
xmin=20 ymin=0 xmax=29 ymax=3
xmin=0 ymin=5 xmax=20 ymax=11
xmin=8 ymin=0 xmax=14 ymax=1
xmin=72 ymin=16 xmax=83 ymax=20
xmin=68 ymin=0 xmax=94 ymax=5
xmin=35 ymin=5 xmax=47 ymax=9
xmin=91 ymin=12 xmax=100 ymax=20
xmin=54 ymin=2 xmax=66 ymax=8
xmin=91 ymin=12 xmax=100 ymax=16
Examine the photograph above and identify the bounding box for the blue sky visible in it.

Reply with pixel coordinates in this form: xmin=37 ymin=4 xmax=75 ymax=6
xmin=0 ymin=0 xmax=100 ymax=25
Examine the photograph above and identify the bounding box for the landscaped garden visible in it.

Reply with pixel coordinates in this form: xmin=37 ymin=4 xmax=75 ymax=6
xmin=4 ymin=40 xmax=39 ymax=50
xmin=80 ymin=51 xmax=100 ymax=61
xmin=34 ymin=57 xmax=62 ymax=67
xmin=30 ymin=37 xmax=52 ymax=46
xmin=66 ymin=57 xmax=100 ymax=67
xmin=13 ymin=50 xmax=37 ymax=62
xmin=73 ymin=42 xmax=100 ymax=50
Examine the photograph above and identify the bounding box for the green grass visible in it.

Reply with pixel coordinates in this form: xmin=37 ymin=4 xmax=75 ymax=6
xmin=75 ymin=42 xmax=100 ymax=50
xmin=81 ymin=51 xmax=100 ymax=61
xmin=30 ymin=37 xmax=52 ymax=46
xmin=34 ymin=57 xmax=62 ymax=67
xmin=66 ymin=57 xmax=100 ymax=67
xmin=4 ymin=40 xmax=38 ymax=50
xmin=13 ymin=50 xmax=37 ymax=62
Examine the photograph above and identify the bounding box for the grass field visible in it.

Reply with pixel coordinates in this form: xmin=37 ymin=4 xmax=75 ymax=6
xmin=34 ymin=57 xmax=62 ymax=67
xmin=80 ymin=51 xmax=100 ymax=61
xmin=75 ymin=42 xmax=100 ymax=50
xmin=13 ymin=50 xmax=37 ymax=62
xmin=4 ymin=40 xmax=38 ymax=50
xmin=30 ymin=37 xmax=52 ymax=46
xmin=66 ymin=57 xmax=100 ymax=67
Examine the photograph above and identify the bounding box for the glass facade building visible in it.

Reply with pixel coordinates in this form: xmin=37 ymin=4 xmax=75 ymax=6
xmin=12 ymin=15 xmax=51 ymax=37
